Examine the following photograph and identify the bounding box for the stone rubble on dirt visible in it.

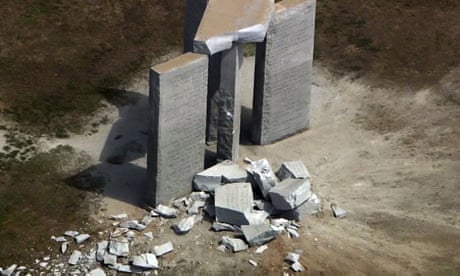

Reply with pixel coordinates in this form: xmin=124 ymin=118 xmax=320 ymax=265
xmin=1 ymin=158 xmax=325 ymax=275
xmin=331 ymin=203 xmax=347 ymax=218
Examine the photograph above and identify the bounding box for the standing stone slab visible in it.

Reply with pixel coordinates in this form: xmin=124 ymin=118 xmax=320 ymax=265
xmin=148 ymin=53 xmax=208 ymax=205
xmin=216 ymin=43 xmax=243 ymax=161
xmin=252 ymin=0 xmax=316 ymax=144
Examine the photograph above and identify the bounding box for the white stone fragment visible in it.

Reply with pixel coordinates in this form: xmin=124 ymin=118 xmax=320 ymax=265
xmin=43 ymin=256 xmax=50 ymax=261
xmin=111 ymin=228 xmax=129 ymax=238
xmin=61 ymin=242 xmax=68 ymax=254
xmin=112 ymin=264 xmax=144 ymax=273
xmin=89 ymin=268 xmax=106 ymax=276
xmin=96 ymin=241 xmax=108 ymax=262
xmin=64 ymin=231 xmax=79 ymax=237
xmin=332 ymin=204 xmax=346 ymax=218
xmin=172 ymin=216 xmax=196 ymax=234
xmin=241 ymin=224 xmax=278 ymax=246
xmin=248 ymin=259 xmax=258 ymax=267
xmin=103 ymin=254 xmax=117 ymax=266
xmin=254 ymin=199 xmax=275 ymax=214
xmin=189 ymin=191 xmax=210 ymax=201
xmin=287 ymin=228 xmax=300 ymax=238
xmin=38 ymin=262 xmax=48 ymax=268
xmin=53 ymin=236 xmax=67 ymax=243
xmin=16 ymin=266 xmax=26 ymax=271
xmin=141 ymin=215 xmax=154 ymax=226
xmin=126 ymin=230 xmax=136 ymax=239
xmin=149 ymin=210 xmax=159 ymax=217
xmin=211 ymin=222 xmax=240 ymax=232
xmin=119 ymin=220 xmax=146 ymax=231
xmin=154 ymin=205 xmax=178 ymax=218
xmin=255 ymin=245 xmax=268 ymax=254
xmin=269 ymin=178 xmax=312 ymax=210
xmin=132 ymin=253 xmax=159 ymax=269
xmin=220 ymin=236 xmax=248 ymax=252
xmin=187 ymin=200 xmax=206 ymax=215
xmin=2 ymin=264 xmax=17 ymax=276
xmin=276 ymin=161 xmax=311 ymax=180
xmin=144 ymin=231 xmax=154 ymax=240
xmin=216 ymin=244 xmax=227 ymax=252
xmin=108 ymin=238 xmax=130 ymax=257
xmin=153 ymin=241 xmax=173 ymax=257
xmin=244 ymin=210 xmax=270 ymax=225
xmin=109 ymin=213 xmax=128 ymax=220
xmin=291 ymin=262 xmax=305 ymax=272
xmin=285 ymin=252 xmax=300 ymax=263
xmin=271 ymin=218 xmax=290 ymax=228
xmin=193 ymin=160 xmax=248 ymax=192
xmin=247 ymin=159 xmax=277 ymax=198
xmin=298 ymin=193 xmax=321 ymax=216
xmin=68 ymin=250 xmax=82 ymax=265
xmin=215 ymin=182 xmax=253 ymax=225
xmin=74 ymin=233 xmax=90 ymax=244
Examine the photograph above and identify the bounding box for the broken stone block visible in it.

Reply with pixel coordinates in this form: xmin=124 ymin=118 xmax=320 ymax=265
xmin=212 ymin=222 xmax=240 ymax=232
xmin=193 ymin=160 xmax=248 ymax=192
xmin=255 ymin=244 xmax=268 ymax=254
xmin=247 ymin=159 xmax=277 ymax=198
xmin=89 ymin=268 xmax=106 ymax=276
xmin=74 ymin=233 xmax=90 ymax=244
xmin=215 ymin=182 xmax=253 ymax=225
xmin=241 ymin=224 xmax=278 ymax=246
xmin=109 ymin=213 xmax=128 ymax=220
xmin=285 ymin=252 xmax=300 ymax=263
xmin=103 ymin=254 xmax=117 ymax=266
xmin=220 ymin=236 xmax=248 ymax=252
xmin=154 ymin=205 xmax=178 ymax=218
xmin=269 ymin=178 xmax=312 ymax=211
xmin=153 ymin=241 xmax=173 ymax=257
xmin=1 ymin=264 xmax=17 ymax=276
xmin=297 ymin=193 xmax=321 ymax=216
xmin=96 ymin=241 xmax=108 ymax=262
xmin=132 ymin=253 xmax=159 ymax=269
xmin=52 ymin=236 xmax=67 ymax=243
xmin=64 ymin=231 xmax=79 ymax=237
xmin=68 ymin=250 xmax=82 ymax=265
xmin=141 ymin=215 xmax=154 ymax=226
xmin=144 ymin=231 xmax=154 ymax=240
xmin=189 ymin=191 xmax=210 ymax=201
xmin=119 ymin=220 xmax=147 ymax=231
xmin=254 ymin=199 xmax=275 ymax=215
xmin=331 ymin=204 xmax=346 ymax=218
xmin=244 ymin=210 xmax=270 ymax=225
xmin=276 ymin=161 xmax=311 ymax=180
xmin=61 ymin=242 xmax=68 ymax=254
xmin=187 ymin=200 xmax=206 ymax=215
xmin=126 ymin=231 xmax=136 ymax=239
xmin=112 ymin=264 xmax=144 ymax=274
xmin=291 ymin=262 xmax=305 ymax=272
xmin=286 ymin=227 xmax=300 ymax=239
xmin=172 ymin=216 xmax=196 ymax=234
xmin=248 ymin=259 xmax=258 ymax=267
xmin=108 ymin=238 xmax=130 ymax=257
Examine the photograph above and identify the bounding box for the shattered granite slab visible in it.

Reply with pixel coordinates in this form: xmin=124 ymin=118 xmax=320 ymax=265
xmin=241 ymin=224 xmax=278 ymax=246
xmin=154 ymin=204 xmax=178 ymax=218
xmin=297 ymin=193 xmax=321 ymax=216
xmin=269 ymin=178 xmax=312 ymax=210
xmin=108 ymin=238 xmax=130 ymax=257
xmin=74 ymin=233 xmax=90 ymax=244
xmin=248 ymin=159 xmax=277 ymax=198
xmin=220 ymin=236 xmax=248 ymax=252
xmin=68 ymin=250 xmax=82 ymax=265
xmin=215 ymin=182 xmax=254 ymax=225
xmin=119 ymin=220 xmax=147 ymax=231
xmin=132 ymin=253 xmax=159 ymax=269
xmin=193 ymin=160 xmax=248 ymax=192
xmin=172 ymin=216 xmax=197 ymax=234
xmin=212 ymin=222 xmax=240 ymax=232
xmin=96 ymin=241 xmax=108 ymax=262
xmin=153 ymin=241 xmax=174 ymax=256
xmin=276 ymin=161 xmax=311 ymax=180
xmin=89 ymin=268 xmax=106 ymax=276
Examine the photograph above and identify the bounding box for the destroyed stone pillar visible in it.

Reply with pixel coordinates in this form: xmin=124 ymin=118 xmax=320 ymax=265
xmin=252 ymin=0 xmax=316 ymax=144
xmin=206 ymin=53 xmax=222 ymax=143
xmin=147 ymin=53 xmax=208 ymax=205
xmin=216 ymin=43 xmax=243 ymax=161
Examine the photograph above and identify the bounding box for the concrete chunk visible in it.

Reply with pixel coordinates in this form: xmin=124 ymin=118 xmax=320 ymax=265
xmin=108 ymin=238 xmax=129 ymax=257
xmin=132 ymin=253 xmax=159 ymax=269
xmin=298 ymin=193 xmax=321 ymax=216
xmin=74 ymin=233 xmax=90 ymax=244
xmin=291 ymin=262 xmax=305 ymax=272
xmin=193 ymin=160 xmax=248 ymax=192
xmin=187 ymin=200 xmax=206 ymax=215
xmin=241 ymin=224 xmax=278 ymax=246
xmin=248 ymin=159 xmax=277 ymax=198
xmin=244 ymin=210 xmax=270 ymax=225
xmin=109 ymin=213 xmax=128 ymax=220
xmin=89 ymin=268 xmax=106 ymax=276
xmin=215 ymin=182 xmax=253 ymax=225
xmin=60 ymin=242 xmax=68 ymax=254
xmin=212 ymin=222 xmax=240 ymax=232
xmin=103 ymin=254 xmax=117 ymax=266
xmin=154 ymin=204 xmax=178 ymax=218
xmin=96 ymin=241 xmax=108 ymax=262
xmin=277 ymin=161 xmax=311 ymax=180
xmin=64 ymin=231 xmax=79 ymax=237
xmin=119 ymin=220 xmax=147 ymax=231
xmin=220 ymin=236 xmax=248 ymax=252
xmin=1 ymin=264 xmax=17 ymax=276
xmin=285 ymin=252 xmax=300 ymax=263
xmin=269 ymin=178 xmax=312 ymax=210
xmin=332 ymin=204 xmax=346 ymax=218
xmin=153 ymin=241 xmax=174 ymax=257
xmin=172 ymin=216 xmax=196 ymax=234
xmin=255 ymin=244 xmax=268 ymax=254
xmin=68 ymin=250 xmax=82 ymax=265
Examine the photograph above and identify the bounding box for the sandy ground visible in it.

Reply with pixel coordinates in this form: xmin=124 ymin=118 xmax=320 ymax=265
xmin=42 ymin=56 xmax=460 ymax=274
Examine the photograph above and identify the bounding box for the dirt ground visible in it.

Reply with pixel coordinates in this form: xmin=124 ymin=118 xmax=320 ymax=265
xmin=28 ymin=55 xmax=458 ymax=274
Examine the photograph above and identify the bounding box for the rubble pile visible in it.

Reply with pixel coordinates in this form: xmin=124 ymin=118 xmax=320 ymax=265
xmin=0 ymin=158 xmax=323 ymax=275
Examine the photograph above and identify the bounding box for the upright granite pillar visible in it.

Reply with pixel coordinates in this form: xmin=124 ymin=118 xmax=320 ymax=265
xmin=216 ymin=43 xmax=243 ymax=161
xmin=183 ymin=0 xmax=208 ymax=53
xmin=252 ymin=0 xmax=316 ymax=145
xmin=147 ymin=53 xmax=208 ymax=205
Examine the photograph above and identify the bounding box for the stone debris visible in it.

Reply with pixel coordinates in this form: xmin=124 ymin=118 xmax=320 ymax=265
xmin=64 ymin=231 xmax=79 ymax=237
xmin=1 ymin=264 xmax=17 ymax=276
xmin=276 ymin=161 xmax=311 ymax=180
xmin=52 ymin=236 xmax=67 ymax=243
xmin=247 ymin=159 xmax=277 ymax=198
xmin=248 ymin=259 xmax=258 ymax=267
xmin=216 ymin=244 xmax=227 ymax=252
xmin=291 ymin=261 xmax=305 ymax=272
xmin=286 ymin=227 xmax=300 ymax=239
xmin=211 ymin=222 xmax=240 ymax=232
xmin=298 ymin=193 xmax=321 ymax=216
xmin=109 ymin=213 xmax=128 ymax=220
xmin=193 ymin=160 xmax=248 ymax=192
xmin=111 ymin=264 xmax=144 ymax=274
xmin=255 ymin=244 xmax=268 ymax=254
xmin=285 ymin=252 xmax=300 ymax=263
xmin=172 ymin=216 xmax=196 ymax=234
xmin=331 ymin=203 xmax=346 ymax=218
xmin=215 ymin=182 xmax=253 ymax=225
xmin=244 ymin=210 xmax=270 ymax=225
xmin=220 ymin=236 xmax=248 ymax=252
xmin=144 ymin=231 xmax=154 ymax=240
xmin=153 ymin=241 xmax=174 ymax=257
xmin=187 ymin=200 xmax=206 ymax=215
xmin=132 ymin=253 xmax=159 ymax=269
xmin=68 ymin=250 xmax=82 ymax=265
xmin=154 ymin=204 xmax=178 ymax=218
xmin=89 ymin=268 xmax=106 ymax=276
xmin=119 ymin=220 xmax=147 ymax=231
xmin=110 ymin=227 xmax=129 ymax=238
xmin=108 ymin=238 xmax=130 ymax=257
xmin=141 ymin=215 xmax=154 ymax=226
xmin=269 ymin=178 xmax=312 ymax=210
xmin=74 ymin=233 xmax=90 ymax=244
xmin=254 ymin=199 xmax=275 ymax=214
xmin=189 ymin=191 xmax=210 ymax=201
xmin=103 ymin=254 xmax=117 ymax=266
xmin=96 ymin=241 xmax=108 ymax=262
xmin=61 ymin=242 xmax=68 ymax=254
xmin=241 ymin=224 xmax=278 ymax=246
